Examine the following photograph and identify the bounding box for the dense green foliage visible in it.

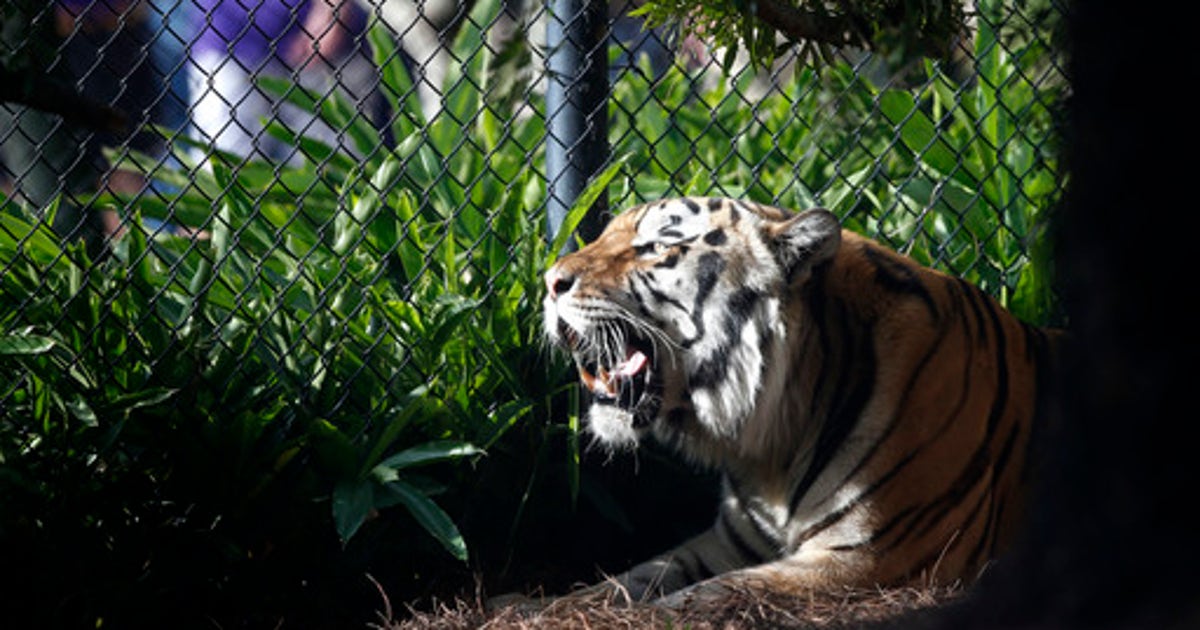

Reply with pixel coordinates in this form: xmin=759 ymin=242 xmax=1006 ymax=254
xmin=0 ymin=1 xmax=1062 ymax=625
xmin=610 ymin=5 xmax=1063 ymax=323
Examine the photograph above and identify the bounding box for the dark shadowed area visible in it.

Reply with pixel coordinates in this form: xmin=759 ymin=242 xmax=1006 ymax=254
xmin=898 ymin=2 xmax=1200 ymax=628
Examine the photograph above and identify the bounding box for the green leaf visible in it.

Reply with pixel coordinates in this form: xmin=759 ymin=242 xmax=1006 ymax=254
xmin=0 ymin=333 xmax=55 ymax=355
xmin=310 ymin=418 xmax=360 ymax=478
xmin=359 ymin=385 xmax=430 ymax=473
xmin=333 ymin=479 xmax=376 ymax=544
xmin=108 ymin=387 xmax=177 ymax=414
xmin=567 ymin=383 xmax=580 ymax=507
xmin=426 ymin=295 xmax=480 ymax=352
xmin=375 ymin=440 xmax=483 ymax=471
xmin=380 ymin=479 xmax=468 ymax=561
xmin=546 ymin=159 xmax=626 ymax=263
xmin=65 ymin=394 xmax=98 ymax=428
xmin=481 ymin=398 xmax=534 ymax=449
xmin=465 ymin=325 xmax=522 ymax=397
xmin=878 ymin=91 xmax=970 ymax=185
xmin=0 ymin=213 xmax=61 ymax=261
xmin=365 ymin=154 xmax=405 ymax=249
xmin=369 ymin=22 xmax=424 ymax=138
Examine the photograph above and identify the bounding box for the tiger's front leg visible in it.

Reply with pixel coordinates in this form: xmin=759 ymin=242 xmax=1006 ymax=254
xmin=605 ymin=528 xmax=747 ymax=602
xmin=610 ymin=526 xmax=866 ymax=610
xmin=653 ymin=550 xmax=865 ymax=609
xmin=488 ymin=527 xmax=755 ymax=611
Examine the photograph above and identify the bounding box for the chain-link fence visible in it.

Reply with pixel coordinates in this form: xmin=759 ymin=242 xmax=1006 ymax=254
xmin=0 ymin=0 xmax=1067 ymax=475
xmin=1 ymin=1 xmax=1067 ymax=346
xmin=0 ymin=1 xmax=1066 ymax=614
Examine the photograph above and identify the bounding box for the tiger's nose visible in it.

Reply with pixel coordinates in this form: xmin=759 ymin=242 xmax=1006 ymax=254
xmin=545 ymin=267 xmax=576 ymax=299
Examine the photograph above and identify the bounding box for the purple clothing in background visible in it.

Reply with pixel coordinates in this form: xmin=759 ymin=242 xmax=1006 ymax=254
xmin=191 ymin=0 xmax=368 ymax=64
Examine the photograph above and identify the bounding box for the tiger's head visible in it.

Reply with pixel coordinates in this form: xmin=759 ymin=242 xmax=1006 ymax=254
xmin=543 ymin=198 xmax=841 ymax=456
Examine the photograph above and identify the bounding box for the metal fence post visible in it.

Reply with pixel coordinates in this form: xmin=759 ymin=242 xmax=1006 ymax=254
xmin=544 ymin=0 xmax=608 ymax=252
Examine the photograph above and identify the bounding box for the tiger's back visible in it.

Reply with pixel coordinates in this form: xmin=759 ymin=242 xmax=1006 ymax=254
xmin=779 ymin=228 xmax=1059 ymax=586
xmin=542 ymin=197 xmax=1060 ymax=603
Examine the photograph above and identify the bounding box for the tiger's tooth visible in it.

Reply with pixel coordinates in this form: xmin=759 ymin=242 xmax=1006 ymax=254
xmin=577 ymin=359 xmax=601 ymax=393
xmin=597 ymin=368 xmax=618 ymax=396
xmin=577 ymin=361 xmax=618 ymax=397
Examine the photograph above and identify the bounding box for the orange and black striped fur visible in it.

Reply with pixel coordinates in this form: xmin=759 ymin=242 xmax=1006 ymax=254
xmin=542 ymin=197 xmax=1059 ymax=605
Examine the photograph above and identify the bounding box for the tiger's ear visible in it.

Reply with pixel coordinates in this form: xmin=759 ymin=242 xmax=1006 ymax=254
xmin=766 ymin=208 xmax=841 ymax=281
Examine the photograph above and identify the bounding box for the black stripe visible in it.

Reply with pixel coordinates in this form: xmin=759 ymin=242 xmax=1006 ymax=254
xmin=966 ymin=423 xmax=1021 ymax=569
xmin=977 ymin=292 xmax=1011 ymax=436
xmin=831 ymin=505 xmax=919 ymax=552
xmin=907 ymin=482 xmax=991 ymax=580
xmin=829 ymin=315 xmax=954 ymax=488
xmin=836 ymin=331 xmax=979 ymax=551
xmin=878 ymin=446 xmax=991 ymax=555
xmin=680 ymin=252 xmax=725 ymax=348
xmin=707 ymin=198 xmax=724 ymax=212
xmin=660 ymin=228 xmax=684 ymax=239
xmin=665 ymin=407 xmax=690 ymax=426
xmin=632 ymin=271 xmax=688 ymax=314
xmin=990 ymin=422 xmax=1021 ymax=493
xmin=683 ymin=198 xmax=702 ymax=214
xmin=704 ymin=229 xmax=727 ymax=246
xmin=628 ymin=273 xmax=683 ymax=333
xmin=688 ymin=288 xmax=761 ymax=389
xmin=788 ymin=297 xmax=876 ymax=517
xmin=875 ymin=312 xmax=1002 ymax=551
xmin=954 ymin=470 xmax=999 ymax=574
xmin=862 ymin=244 xmax=939 ymax=321
xmin=874 ymin=332 xmax=1015 ymax=557
xmin=793 ymin=445 xmax=919 ymax=548
xmin=718 ymin=506 xmax=768 ymax=566
xmin=679 ymin=547 xmax=717 ymax=582
xmin=956 ymin=278 xmax=989 ymax=346
xmin=724 ymin=473 xmax=784 ymax=552
xmin=803 ymin=272 xmax=835 ymax=422
xmin=888 ymin=329 xmax=1015 ymax=552
xmin=627 ymin=271 xmax=653 ymax=317
xmin=988 ymin=495 xmax=1009 ymax=561
xmin=654 ymin=253 xmax=680 ymax=269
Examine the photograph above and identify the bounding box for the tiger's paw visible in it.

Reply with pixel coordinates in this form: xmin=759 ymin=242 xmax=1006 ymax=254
xmin=655 ymin=578 xmax=743 ymax=610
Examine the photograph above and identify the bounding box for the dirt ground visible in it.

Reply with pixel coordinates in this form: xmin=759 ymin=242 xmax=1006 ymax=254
xmin=375 ymin=582 xmax=962 ymax=630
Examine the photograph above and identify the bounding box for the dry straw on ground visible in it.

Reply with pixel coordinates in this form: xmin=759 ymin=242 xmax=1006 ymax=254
xmin=374 ymin=579 xmax=962 ymax=630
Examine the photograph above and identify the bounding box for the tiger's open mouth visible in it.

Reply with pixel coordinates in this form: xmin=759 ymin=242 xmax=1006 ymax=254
xmin=558 ymin=320 xmax=660 ymax=426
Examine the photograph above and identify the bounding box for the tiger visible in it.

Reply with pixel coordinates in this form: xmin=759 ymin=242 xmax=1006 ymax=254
xmin=541 ymin=196 xmax=1060 ymax=607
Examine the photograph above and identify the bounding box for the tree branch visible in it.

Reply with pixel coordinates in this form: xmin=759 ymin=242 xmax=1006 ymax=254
xmin=747 ymin=0 xmax=868 ymax=49
xmin=0 ymin=67 xmax=127 ymax=134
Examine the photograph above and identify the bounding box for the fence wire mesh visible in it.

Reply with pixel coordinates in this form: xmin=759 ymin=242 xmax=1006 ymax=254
xmin=1 ymin=0 xmax=1066 ymax=439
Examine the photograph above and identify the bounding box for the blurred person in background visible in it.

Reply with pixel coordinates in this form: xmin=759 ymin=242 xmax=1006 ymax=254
xmin=1 ymin=0 xmax=166 ymax=244
xmin=187 ymin=0 xmax=390 ymax=163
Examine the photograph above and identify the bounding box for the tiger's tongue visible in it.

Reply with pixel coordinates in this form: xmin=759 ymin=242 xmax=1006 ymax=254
xmin=615 ymin=349 xmax=649 ymax=377
xmin=579 ymin=348 xmax=649 ymax=397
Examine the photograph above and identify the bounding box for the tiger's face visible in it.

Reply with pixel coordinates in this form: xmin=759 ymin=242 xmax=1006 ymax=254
xmin=543 ymin=198 xmax=840 ymax=451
